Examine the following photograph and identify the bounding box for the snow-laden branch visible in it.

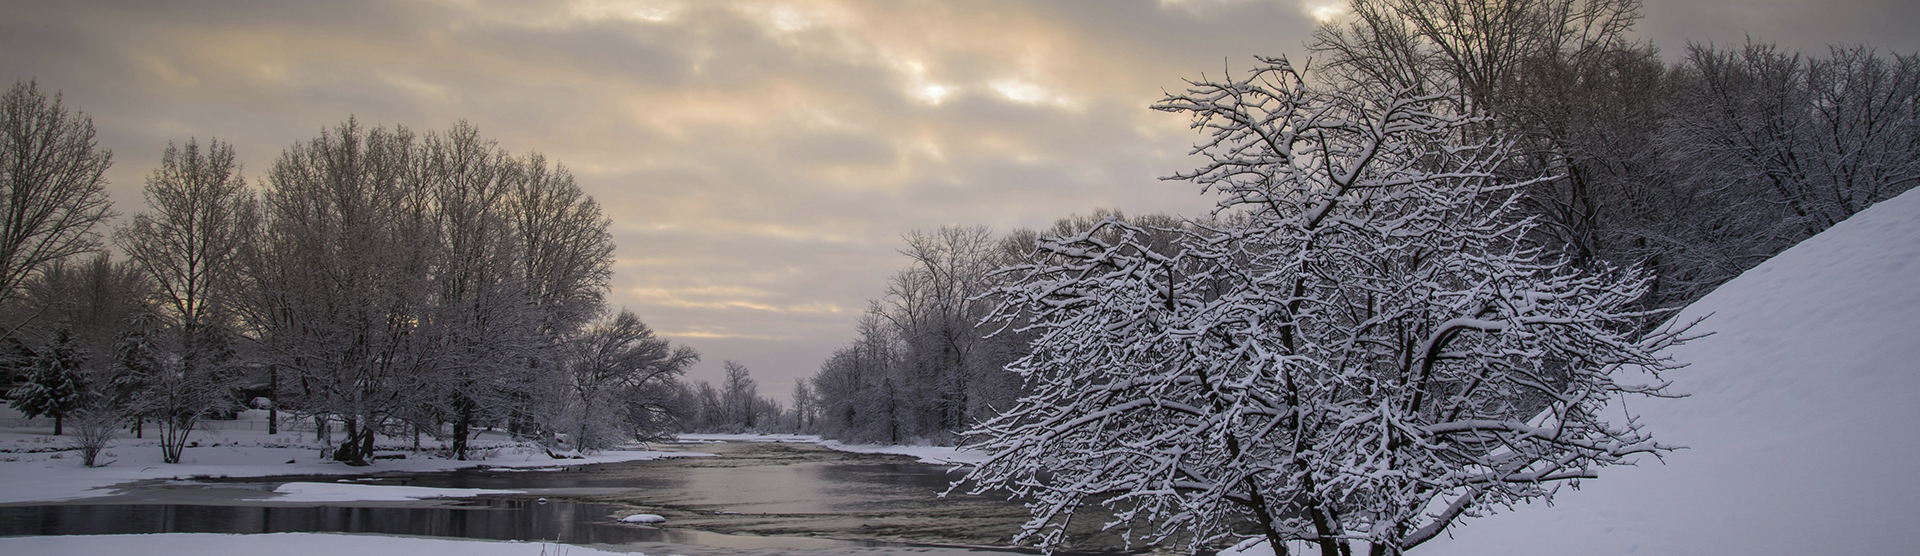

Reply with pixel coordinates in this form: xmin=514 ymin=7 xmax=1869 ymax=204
xmin=963 ymin=56 xmax=1684 ymax=556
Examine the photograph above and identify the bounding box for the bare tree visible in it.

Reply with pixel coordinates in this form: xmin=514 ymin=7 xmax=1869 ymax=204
xmin=885 ymin=225 xmax=996 ymax=437
xmin=416 ymin=122 xmax=536 ymax=459
xmin=964 ymin=58 xmax=1688 ymax=556
xmin=0 ymin=81 xmax=116 ymax=310
xmin=790 ymin=377 xmax=817 ymax=433
xmin=719 ymin=360 xmax=759 ymax=431
xmin=1312 ymin=0 xmax=1658 ymax=270
xmin=17 ymin=253 xmax=154 ymax=377
xmin=116 ymin=138 xmax=255 ymax=462
xmin=498 ymin=151 xmax=614 ymax=438
xmin=510 ymin=153 xmax=613 ymax=339
xmin=254 ymin=118 xmax=439 ymax=466
xmin=1665 ymin=42 xmax=1920 ymax=238
xmin=559 ymin=309 xmax=696 ymax=451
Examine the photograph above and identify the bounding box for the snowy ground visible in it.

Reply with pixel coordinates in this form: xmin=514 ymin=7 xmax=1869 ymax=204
xmin=1407 ymin=188 xmax=1920 ymax=555
xmin=0 ymin=408 xmax=705 ymax=505
xmin=674 ymin=433 xmax=822 ymax=443
xmin=1214 ymin=188 xmax=1920 ymax=556
xmin=815 ymin=440 xmax=989 ymax=466
xmin=675 ymin=433 xmax=989 ymax=466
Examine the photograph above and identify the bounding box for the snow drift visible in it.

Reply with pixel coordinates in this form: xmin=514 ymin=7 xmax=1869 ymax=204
xmin=1420 ymin=188 xmax=1920 ymax=555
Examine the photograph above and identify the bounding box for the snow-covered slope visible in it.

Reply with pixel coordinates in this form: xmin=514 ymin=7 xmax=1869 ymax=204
xmin=1421 ymin=188 xmax=1920 ymax=555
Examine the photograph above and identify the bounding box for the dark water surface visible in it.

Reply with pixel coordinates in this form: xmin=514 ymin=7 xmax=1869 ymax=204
xmin=1 ymin=499 xmax=644 ymax=542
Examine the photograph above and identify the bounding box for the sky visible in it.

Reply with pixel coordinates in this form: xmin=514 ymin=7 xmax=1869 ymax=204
xmin=2 ymin=0 xmax=1915 ymax=401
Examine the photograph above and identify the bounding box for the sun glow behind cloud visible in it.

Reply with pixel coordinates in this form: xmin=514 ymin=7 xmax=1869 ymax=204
xmin=1302 ymin=1 xmax=1348 ymax=23
xmin=569 ymin=0 xmax=683 ymax=23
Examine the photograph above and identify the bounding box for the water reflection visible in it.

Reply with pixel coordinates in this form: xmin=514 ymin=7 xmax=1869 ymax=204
xmin=0 ymin=499 xmax=896 ymax=551
xmin=0 ymin=442 xmax=1058 ymax=554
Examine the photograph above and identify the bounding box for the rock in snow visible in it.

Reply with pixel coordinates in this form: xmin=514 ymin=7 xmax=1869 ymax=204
xmin=619 ymin=513 xmax=666 ymax=524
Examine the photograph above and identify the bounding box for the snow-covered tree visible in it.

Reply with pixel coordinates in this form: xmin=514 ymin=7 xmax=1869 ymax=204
xmin=962 ymin=58 xmax=1688 ymax=555
xmin=251 ymin=118 xmax=440 ymax=466
xmin=496 ymin=150 xmax=615 ymax=439
xmin=556 ymin=309 xmax=696 ymax=451
xmin=790 ymin=378 xmax=817 ymax=433
xmin=9 ymin=327 xmax=85 ymax=435
xmin=68 ymin=402 xmax=118 ymax=467
xmin=417 ymin=122 xmax=539 ymax=460
xmin=117 ymin=311 xmax=238 ymax=464
xmin=719 ymin=360 xmax=760 ymax=431
xmin=117 ymin=137 xmax=255 ymax=463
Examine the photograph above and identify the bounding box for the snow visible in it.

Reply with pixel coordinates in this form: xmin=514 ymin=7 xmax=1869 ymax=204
xmin=677 ymin=433 xmax=821 ymax=443
xmin=1410 ymin=187 xmax=1920 ymax=555
xmin=0 ymin=532 xmax=633 ymax=556
xmin=0 ymin=409 xmax=707 ymax=504
xmin=816 ymin=440 xmax=989 ymax=466
xmin=619 ymin=513 xmax=666 ymax=523
xmin=670 ymin=433 xmax=988 ymax=466
xmin=272 ymin=482 xmax=524 ymax=502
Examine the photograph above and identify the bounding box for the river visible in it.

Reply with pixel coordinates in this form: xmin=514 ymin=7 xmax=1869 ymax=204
xmin=0 ymin=440 xmax=1145 ymax=555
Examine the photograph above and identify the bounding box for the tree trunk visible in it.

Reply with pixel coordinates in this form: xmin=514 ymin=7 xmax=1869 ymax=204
xmin=333 ymin=418 xmax=373 ymax=466
xmin=267 ymin=364 xmax=278 ymax=435
xmin=159 ymin=414 xmax=195 ymax=464
xmin=451 ymin=395 xmax=473 ymax=460
xmin=53 ymin=414 xmax=62 ymax=436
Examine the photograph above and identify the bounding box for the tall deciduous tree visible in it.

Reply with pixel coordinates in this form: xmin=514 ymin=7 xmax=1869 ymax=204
xmin=887 ymin=226 xmax=996 ymax=437
xmin=419 ymin=122 xmax=534 ymax=459
xmin=0 ymin=81 xmax=115 ymax=310
xmin=117 ymin=137 xmax=256 ymax=463
xmin=501 ymin=151 xmax=613 ymax=438
xmin=510 ymin=153 xmax=613 ymax=339
xmin=1312 ymin=0 xmax=1658 ymax=270
xmin=720 ymin=360 xmax=759 ymax=431
xmin=255 ymin=118 xmax=438 ymax=466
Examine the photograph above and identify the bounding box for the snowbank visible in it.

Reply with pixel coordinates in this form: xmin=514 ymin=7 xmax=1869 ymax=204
xmin=1415 ymin=188 xmax=1920 ymax=554
xmin=0 ymin=532 xmax=632 ymax=556
xmin=816 ymin=440 xmax=989 ymax=466
xmin=672 ymin=433 xmax=989 ymax=466
xmin=272 ymin=482 xmax=524 ymax=502
xmin=0 ymin=410 xmax=705 ymax=504
xmin=676 ymin=433 xmax=821 ymax=443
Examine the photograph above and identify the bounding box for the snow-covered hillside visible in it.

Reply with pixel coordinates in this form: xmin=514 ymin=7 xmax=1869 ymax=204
xmin=1419 ymin=188 xmax=1920 ymax=555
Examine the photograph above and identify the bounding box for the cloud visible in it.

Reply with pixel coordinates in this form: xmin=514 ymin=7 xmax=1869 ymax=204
xmin=23 ymin=0 xmax=1914 ymax=398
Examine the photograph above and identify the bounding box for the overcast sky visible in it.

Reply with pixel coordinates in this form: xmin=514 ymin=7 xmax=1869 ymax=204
xmin=3 ymin=0 xmax=1915 ymax=400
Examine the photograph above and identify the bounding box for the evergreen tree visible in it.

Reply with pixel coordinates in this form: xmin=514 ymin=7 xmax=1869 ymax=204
xmin=9 ymin=328 xmax=86 ymax=435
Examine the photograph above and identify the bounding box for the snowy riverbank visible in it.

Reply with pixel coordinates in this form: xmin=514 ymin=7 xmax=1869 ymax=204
xmin=0 ymin=408 xmax=705 ymax=505
xmin=676 ymin=432 xmax=990 ymax=466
